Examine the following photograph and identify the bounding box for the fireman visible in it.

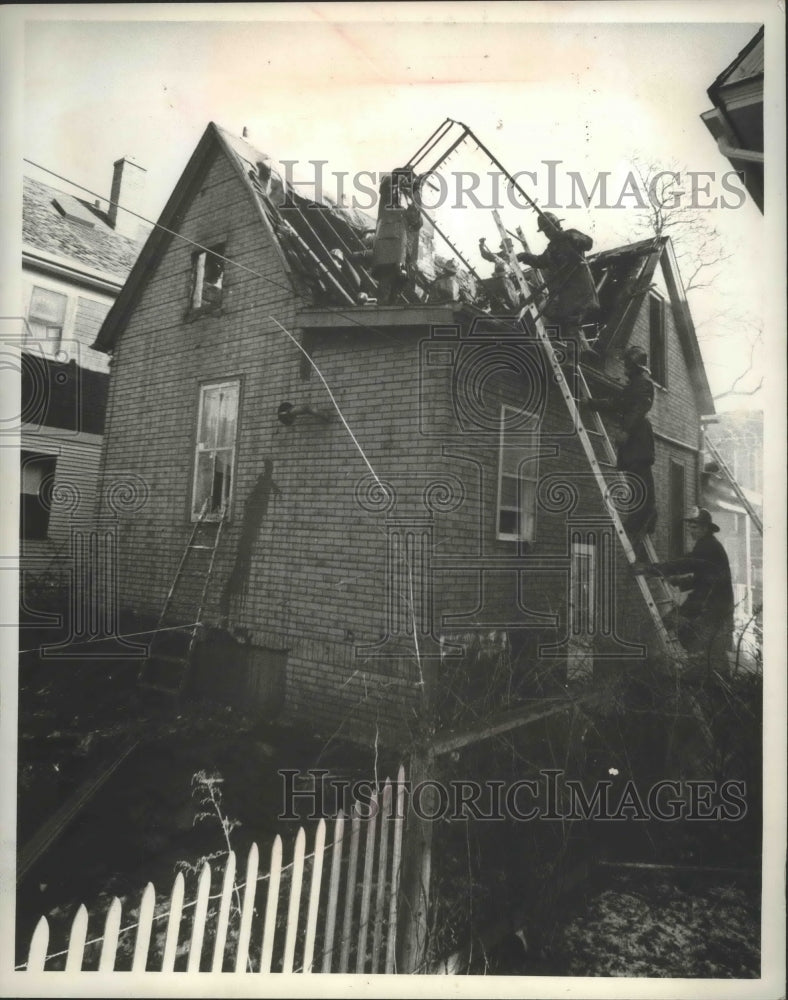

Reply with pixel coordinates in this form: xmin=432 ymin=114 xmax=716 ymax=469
xmin=584 ymin=345 xmax=657 ymax=547
xmin=515 ymin=212 xmax=599 ymax=341
xmin=635 ymin=507 xmax=734 ymax=670
xmin=370 ymin=168 xmax=423 ymax=304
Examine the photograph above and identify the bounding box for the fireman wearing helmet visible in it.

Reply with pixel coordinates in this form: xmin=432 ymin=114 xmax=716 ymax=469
xmin=516 ymin=212 xmax=599 ymax=341
xmin=585 ymin=345 xmax=657 ymax=548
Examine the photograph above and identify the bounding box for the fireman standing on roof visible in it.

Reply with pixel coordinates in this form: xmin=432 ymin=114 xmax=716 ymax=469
xmin=371 ymin=167 xmax=423 ymax=304
xmin=584 ymin=345 xmax=657 ymax=548
xmin=516 ymin=212 xmax=599 ymax=341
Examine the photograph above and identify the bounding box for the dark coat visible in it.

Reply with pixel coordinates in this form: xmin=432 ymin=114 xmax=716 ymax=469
xmin=655 ymin=534 xmax=734 ymax=623
xmin=588 ymin=367 xmax=656 ymax=468
xmin=517 ymin=228 xmax=599 ymax=323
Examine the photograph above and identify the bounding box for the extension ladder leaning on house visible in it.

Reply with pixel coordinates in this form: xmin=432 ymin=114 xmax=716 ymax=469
xmin=138 ymin=501 xmax=226 ymax=696
xmin=490 ymin=210 xmax=684 ymax=662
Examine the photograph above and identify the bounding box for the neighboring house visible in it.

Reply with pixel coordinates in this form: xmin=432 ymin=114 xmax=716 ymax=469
xmin=92 ymin=123 xmax=714 ymax=748
xmin=702 ymin=409 xmax=763 ymax=625
xmin=701 ymin=25 xmax=764 ymax=213
xmin=20 ymin=160 xmax=146 ymax=594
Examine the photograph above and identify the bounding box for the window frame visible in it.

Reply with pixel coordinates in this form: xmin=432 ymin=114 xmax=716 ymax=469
xmin=20 ymin=450 xmax=57 ymax=541
xmin=668 ymin=458 xmax=686 ymax=559
xmin=190 ymin=243 xmax=226 ymax=315
xmin=26 ymin=285 xmax=69 ymax=350
xmin=190 ymin=379 xmax=240 ymax=522
xmin=648 ymin=290 xmax=668 ymax=388
xmin=567 ymin=538 xmax=596 ymax=679
xmin=495 ymin=403 xmax=541 ymax=543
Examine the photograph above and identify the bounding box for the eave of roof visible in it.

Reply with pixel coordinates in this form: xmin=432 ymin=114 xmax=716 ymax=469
xmin=93 ymin=122 xmax=281 ymax=353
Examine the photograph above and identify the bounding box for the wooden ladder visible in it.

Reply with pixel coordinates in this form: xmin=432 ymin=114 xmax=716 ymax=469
xmin=491 ymin=210 xmax=683 ymax=660
xmin=138 ymin=502 xmax=226 ymax=696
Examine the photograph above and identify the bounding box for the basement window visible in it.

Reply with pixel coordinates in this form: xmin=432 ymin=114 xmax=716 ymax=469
xmin=190 ymin=244 xmax=225 ymax=312
xmin=191 ymin=380 xmax=239 ymax=520
xmin=496 ymin=404 xmax=541 ymax=543
xmin=20 ymin=451 xmax=56 ymax=540
xmin=27 ymin=286 xmax=68 ymax=349
xmin=648 ymin=291 xmax=667 ymax=387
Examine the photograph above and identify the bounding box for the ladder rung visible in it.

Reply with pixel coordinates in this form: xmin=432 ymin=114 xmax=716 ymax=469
xmin=147 ymin=653 xmax=188 ymax=666
xmin=188 ymin=544 xmax=215 ymax=550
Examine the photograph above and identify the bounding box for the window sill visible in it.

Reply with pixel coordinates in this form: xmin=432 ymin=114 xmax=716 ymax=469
xmin=185 ymin=304 xmax=224 ymax=322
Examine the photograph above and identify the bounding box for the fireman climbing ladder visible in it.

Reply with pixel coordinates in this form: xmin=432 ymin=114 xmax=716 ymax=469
xmin=138 ymin=501 xmax=226 ymax=695
xmin=489 ymin=210 xmax=683 ymax=659
xmin=403 ymin=119 xmax=683 ymax=655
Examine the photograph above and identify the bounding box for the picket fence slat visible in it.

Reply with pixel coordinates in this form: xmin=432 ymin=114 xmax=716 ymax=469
xmin=339 ymin=806 xmax=362 ymax=973
xmin=302 ymin=819 xmax=326 ymax=973
xmin=356 ymin=792 xmax=378 ymax=972
xmin=24 ymin=763 xmax=406 ymax=976
xmin=385 ymin=764 xmax=406 ymax=973
xmin=99 ymin=897 xmax=122 ymax=971
xmin=371 ymin=780 xmax=392 ymax=972
xmin=321 ymin=812 xmax=345 ymax=973
xmin=27 ymin=915 xmax=49 ymax=971
xmin=282 ymin=827 xmax=306 ymax=973
xmin=259 ymin=835 xmax=282 ymax=973
xmin=235 ymin=842 xmax=259 ymax=972
xmin=211 ymin=851 xmax=236 ymax=972
xmin=187 ymin=862 xmax=212 ymax=973
xmin=161 ymin=872 xmax=185 ymax=972
xmin=132 ymin=883 xmax=156 ymax=973
xmin=64 ymin=904 xmax=88 ymax=972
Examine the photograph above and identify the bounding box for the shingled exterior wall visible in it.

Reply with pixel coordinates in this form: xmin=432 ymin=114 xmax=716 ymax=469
xmin=97 ymin=143 xmax=703 ymax=750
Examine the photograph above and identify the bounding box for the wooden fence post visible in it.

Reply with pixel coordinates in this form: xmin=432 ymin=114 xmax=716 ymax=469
xmin=396 ymin=744 xmax=435 ymax=973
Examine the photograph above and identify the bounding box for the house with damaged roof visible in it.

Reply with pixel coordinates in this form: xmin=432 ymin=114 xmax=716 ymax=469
xmin=91 ymin=122 xmax=715 ymax=748
xmin=19 ymin=162 xmax=147 ymax=597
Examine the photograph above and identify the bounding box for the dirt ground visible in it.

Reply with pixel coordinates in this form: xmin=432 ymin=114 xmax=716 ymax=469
xmin=16 ymin=619 xmax=763 ymax=977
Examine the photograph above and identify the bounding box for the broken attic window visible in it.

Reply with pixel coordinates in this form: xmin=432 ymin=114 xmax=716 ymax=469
xmin=191 ymin=380 xmax=239 ymax=520
xmin=496 ymin=404 xmax=541 ymax=543
xmin=191 ymin=245 xmax=225 ymax=311
xmin=648 ymin=291 xmax=668 ymax=387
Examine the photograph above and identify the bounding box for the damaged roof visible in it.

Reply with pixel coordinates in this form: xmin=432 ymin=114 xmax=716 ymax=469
xmin=92 ymin=121 xmax=713 ymax=414
xmin=588 ymin=235 xmax=714 ymax=414
xmin=23 ymin=176 xmax=144 ymax=282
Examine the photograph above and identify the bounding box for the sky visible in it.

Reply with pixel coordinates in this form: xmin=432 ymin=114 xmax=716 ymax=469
xmin=4 ymin=3 xmax=784 ymax=408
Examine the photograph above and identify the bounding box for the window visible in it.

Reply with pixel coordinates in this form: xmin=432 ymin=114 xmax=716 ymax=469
xmin=191 ymin=245 xmax=225 ymax=311
xmin=648 ymin=292 xmax=667 ymax=387
xmin=20 ymin=451 xmax=56 ymax=540
xmin=496 ymin=404 xmax=541 ymax=542
xmin=668 ymin=459 xmax=686 ymax=558
xmin=568 ymin=539 xmax=596 ymax=680
xmin=191 ymin=381 xmax=239 ymax=519
xmin=27 ymin=286 xmax=67 ymax=348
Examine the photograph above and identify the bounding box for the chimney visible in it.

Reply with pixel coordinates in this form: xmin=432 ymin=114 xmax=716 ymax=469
xmin=108 ymin=156 xmax=146 ymax=239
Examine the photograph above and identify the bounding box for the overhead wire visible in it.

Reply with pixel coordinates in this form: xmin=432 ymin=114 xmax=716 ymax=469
xmin=23 ymin=158 xmax=391 ymax=488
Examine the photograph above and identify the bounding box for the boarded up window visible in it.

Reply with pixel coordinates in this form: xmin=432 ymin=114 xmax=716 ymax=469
xmin=669 ymin=459 xmax=686 ymax=558
xmin=496 ymin=404 xmax=541 ymax=542
xmin=20 ymin=451 xmax=56 ymax=540
xmin=27 ymin=286 xmax=67 ymax=348
xmin=649 ymin=292 xmax=667 ymax=387
xmin=191 ymin=381 xmax=239 ymax=519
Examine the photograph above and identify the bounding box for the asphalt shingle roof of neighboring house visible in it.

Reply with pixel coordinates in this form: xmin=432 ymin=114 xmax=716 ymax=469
xmin=23 ymin=175 xmax=143 ymax=281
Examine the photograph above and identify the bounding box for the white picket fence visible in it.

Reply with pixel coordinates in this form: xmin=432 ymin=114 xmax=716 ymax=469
xmin=23 ymin=766 xmax=406 ymax=974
